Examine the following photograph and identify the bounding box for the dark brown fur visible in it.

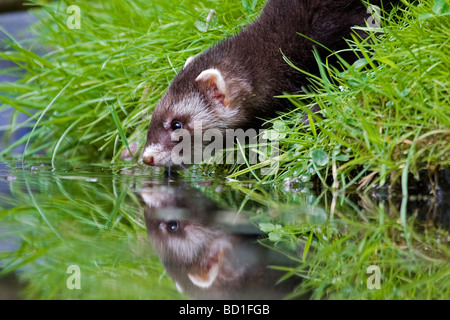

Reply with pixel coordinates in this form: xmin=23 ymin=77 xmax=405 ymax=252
xmin=171 ymin=0 xmax=364 ymax=123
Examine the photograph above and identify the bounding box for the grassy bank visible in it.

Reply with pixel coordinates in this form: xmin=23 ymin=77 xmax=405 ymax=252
xmin=227 ymin=0 xmax=450 ymax=190
xmin=0 ymin=0 xmax=449 ymax=188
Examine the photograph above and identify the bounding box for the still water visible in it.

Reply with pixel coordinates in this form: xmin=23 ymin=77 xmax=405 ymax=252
xmin=0 ymin=161 xmax=448 ymax=299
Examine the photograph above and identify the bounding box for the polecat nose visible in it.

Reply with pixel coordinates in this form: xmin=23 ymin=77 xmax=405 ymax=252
xmin=143 ymin=155 xmax=155 ymax=166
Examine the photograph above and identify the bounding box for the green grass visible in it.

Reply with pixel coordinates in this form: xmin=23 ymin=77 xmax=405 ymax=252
xmin=0 ymin=0 xmax=448 ymax=190
xmin=0 ymin=0 xmax=261 ymax=162
xmin=228 ymin=0 xmax=450 ymax=189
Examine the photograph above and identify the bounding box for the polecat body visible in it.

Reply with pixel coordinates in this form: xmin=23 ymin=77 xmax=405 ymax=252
xmin=142 ymin=0 xmax=394 ymax=167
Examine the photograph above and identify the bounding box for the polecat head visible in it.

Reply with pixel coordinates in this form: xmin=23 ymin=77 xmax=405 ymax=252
xmin=141 ymin=54 xmax=253 ymax=167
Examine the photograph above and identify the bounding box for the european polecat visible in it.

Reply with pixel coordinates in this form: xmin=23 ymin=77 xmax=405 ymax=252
xmin=142 ymin=0 xmax=396 ymax=167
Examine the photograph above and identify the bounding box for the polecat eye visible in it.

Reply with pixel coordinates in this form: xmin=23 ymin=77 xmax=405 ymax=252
xmin=167 ymin=220 xmax=179 ymax=232
xmin=171 ymin=121 xmax=182 ymax=131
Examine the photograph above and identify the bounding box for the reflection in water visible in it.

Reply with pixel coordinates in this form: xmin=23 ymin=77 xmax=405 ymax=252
xmin=0 ymin=161 xmax=448 ymax=299
xmin=140 ymin=184 xmax=302 ymax=300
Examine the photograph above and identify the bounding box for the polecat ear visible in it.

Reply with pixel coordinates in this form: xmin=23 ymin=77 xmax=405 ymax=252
xmin=187 ymin=262 xmax=219 ymax=289
xmin=195 ymin=68 xmax=230 ymax=107
xmin=187 ymin=243 xmax=225 ymax=288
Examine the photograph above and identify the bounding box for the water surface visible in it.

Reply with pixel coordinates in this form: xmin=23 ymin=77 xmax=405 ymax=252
xmin=0 ymin=161 xmax=448 ymax=299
